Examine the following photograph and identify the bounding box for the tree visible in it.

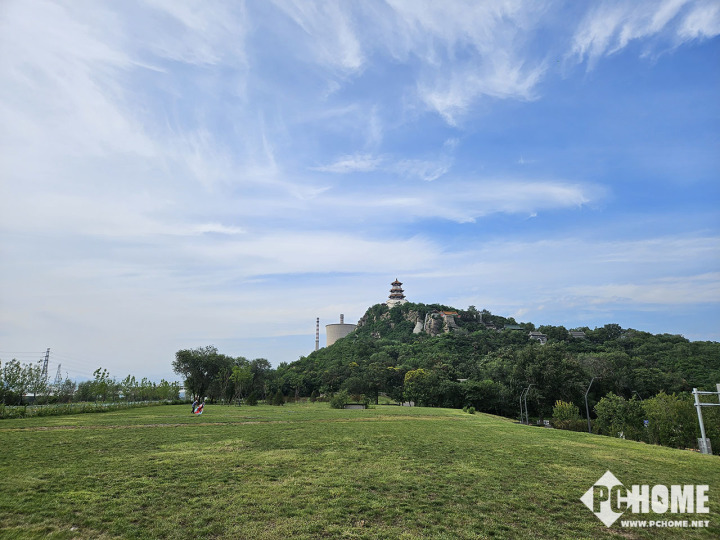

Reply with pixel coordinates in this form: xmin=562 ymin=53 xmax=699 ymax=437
xmin=643 ymin=392 xmax=698 ymax=449
xmin=26 ymin=361 xmax=48 ymax=404
xmin=250 ymin=358 xmax=272 ymax=399
xmin=214 ymin=367 xmax=233 ymax=404
xmin=404 ymin=368 xmax=431 ymax=406
xmin=230 ymin=360 xmax=253 ymax=403
xmin=342 ymin=376 xmax=368 ymax=402
xmin=91 ymin=368 xmax=111 ymax=402
xmin=56 ymin=377 xmax=76 ymax=403
xmin=156 ymin=379 xmax=180 ymax=401
xmin=173 ymin=346 xmax=232 ymax=401
xmin=2 ymin=359 xmax=28 ymax=405
xmin=271 ymin=389 xmax=285 ymax=406
xmin=75 ymin=380 xmax=94 ymax=402
xmin=463 ymin=379 xmax=502 ymax=414
xmin=121 ymin=375 xmax=138 ymax=402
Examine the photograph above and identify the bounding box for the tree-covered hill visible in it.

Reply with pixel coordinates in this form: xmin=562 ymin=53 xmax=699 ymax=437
xmin=279 ymin=302 xmax=720 ymax=418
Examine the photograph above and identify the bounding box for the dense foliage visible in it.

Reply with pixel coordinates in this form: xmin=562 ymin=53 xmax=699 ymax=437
xmin=172 ymin=346 xmax=275 ymax=403
xmin=277 ymin=303 xmax=720 ymax=422
xmin=593 ymin=391 xmax=720 ymax=449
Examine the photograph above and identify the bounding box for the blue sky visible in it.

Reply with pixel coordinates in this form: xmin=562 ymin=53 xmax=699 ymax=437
xmin=1 ymin=0 xmax=718 ymax=382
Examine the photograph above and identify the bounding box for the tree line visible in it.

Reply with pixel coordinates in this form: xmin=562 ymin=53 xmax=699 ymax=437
xmin=172 ymin=346 xmax=275 ymax=403
xmin=552 ymin=391 xmax=720 ymax=450
xmin=0 ymin=359 xmax=180 ymax=405
xmin=168 ymin=304 xmax=719 ymax=424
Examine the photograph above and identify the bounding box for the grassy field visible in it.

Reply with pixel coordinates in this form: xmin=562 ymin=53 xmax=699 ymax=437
xmin=0 ymin=402 xmax=718 ymax=539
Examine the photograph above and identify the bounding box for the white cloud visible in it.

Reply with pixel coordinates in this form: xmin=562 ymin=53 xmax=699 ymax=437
xmin=311 ymin=154 xmax=383 ymax=173
xmin=565 ymin=273 xmax=720 ymax=306
xmin=571 ymin=0 xmax=720 ymax=65
xmin=270 ymin=0 xmax=364 ymax=72
xmin=0 ymin=0 xmax=717 ymax=378
xmin=134 ymin=0 xmax=249 ymax=66
xmin=266 ymin=1 xmax=551 ymax=124
xmin=382 ymin=1 xmax=549 ymax=123
xmin=678 ymin=0 xmax=720 ymax=39
xmin=356 ymin=179 xmax=598 ymax=223
xmin=417 ymin=56 xmax=546 ymax=124
xmin=314 ymin=138 xmax=456 ymax=181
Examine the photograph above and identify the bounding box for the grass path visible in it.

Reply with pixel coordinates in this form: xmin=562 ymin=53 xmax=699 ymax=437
xmin=1 ymin=403 xmax=718 ymax=539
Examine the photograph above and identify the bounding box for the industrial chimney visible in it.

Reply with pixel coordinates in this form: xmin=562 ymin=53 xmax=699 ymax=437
xmin=315 ymin=317 xmax=319 ymax=351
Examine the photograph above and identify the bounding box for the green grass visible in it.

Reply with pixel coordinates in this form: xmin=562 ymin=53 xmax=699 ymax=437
xmin=1 ymin=403 xmax=718 ymax=539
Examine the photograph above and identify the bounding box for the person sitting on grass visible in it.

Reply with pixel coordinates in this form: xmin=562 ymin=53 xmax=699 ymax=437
xmin=194 ymin=401 xmax=204 ymax=415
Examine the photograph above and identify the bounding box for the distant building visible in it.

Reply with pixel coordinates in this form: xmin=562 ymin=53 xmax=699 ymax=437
xmin=504 ymin=324 xmax=524 ymax=331
xmin=326 ymin=314 xmax=356 ymax=347
xmin=386 ymin=279 xmax=408 ymax=308
xmin=529 ymin=331 xmax=548 ymax=345
xmin=569 ymin=331 xmax=586 ymax=339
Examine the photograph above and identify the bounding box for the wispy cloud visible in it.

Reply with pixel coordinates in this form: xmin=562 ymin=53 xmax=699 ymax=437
xmin=565 ymin=273 xmax=720 ymax=306
xmin=571 ymin=0 xmax=720 ymax=65
xmin=337 ymin=179 xmax=600 ymax=223
xmin=270 ymin=0 xmax=364 ymax=72
xmin=311 ymin=154 xmax=383 ymax=173
xmin=678 ymin=0 xmax=720 ymax=39
xmin=0 ymin=1 xmax=717 ymax=377
xmin=314 ymin=139 xmax=457 ymax=181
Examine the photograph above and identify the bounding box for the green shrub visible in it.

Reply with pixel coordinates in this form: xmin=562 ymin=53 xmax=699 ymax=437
xmin=0 ymin=401 xmax=166 ymax=420
xmin=467 ymin=406 xmax=475 ymax=414
xmin=245 ymin=392 xmax=258 ymax=406
xmin=329 ymin=390 xmax=350 ymax=409
xmin=594 ymin=393 xmax=645 ymax=440
xmin=271 ymin=390 xmax=285 ymax=406
xmin=551 ymin=400 xmax=585 ymax=431
xmin=643 ymin=392 xmax=697 ymax=449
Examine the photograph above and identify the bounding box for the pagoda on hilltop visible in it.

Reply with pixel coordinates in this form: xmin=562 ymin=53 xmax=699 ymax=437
xmin=386 ymin=279 xmax=408 ymax=308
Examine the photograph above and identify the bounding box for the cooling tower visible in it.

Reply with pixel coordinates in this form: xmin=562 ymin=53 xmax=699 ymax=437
xmin=326 ymin=313 xmax=356 ymax=347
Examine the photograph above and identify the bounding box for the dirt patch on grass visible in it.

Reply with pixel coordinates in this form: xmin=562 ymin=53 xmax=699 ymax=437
xmin=0 ymin=415 xmax=462 ymax=433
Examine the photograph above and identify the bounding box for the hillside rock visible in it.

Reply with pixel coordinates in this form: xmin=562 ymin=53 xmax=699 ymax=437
xmin=356 ymin=303 xmax=466 ymax=338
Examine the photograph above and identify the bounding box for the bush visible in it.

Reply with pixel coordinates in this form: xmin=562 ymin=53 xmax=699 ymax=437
xmin=271 ymin=390 xmax=285 ymax=406
xmin=594 ymin=393 xmax=645 ymax=440
xmin=552 ymin=400 xmax=585 ymax=431
xmin=643 ymin=392 xmax=697 ymax=449
xmin=245 ymin=392 xmax=258 ymax=406
xmin=0 ymin=401 xmax=165 ymax=420
xmin=330 ymin=390 xmax=350 ymax=409
xmin=467 ymin=406 xmax=475 ymax=414
xmin=310 ymin=390 xmax=318 ymax=403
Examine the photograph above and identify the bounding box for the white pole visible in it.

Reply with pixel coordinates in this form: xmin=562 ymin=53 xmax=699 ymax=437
xmin=693 ymin=388 xmax=709 ymax=454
